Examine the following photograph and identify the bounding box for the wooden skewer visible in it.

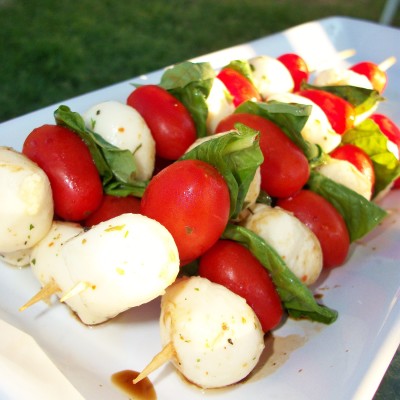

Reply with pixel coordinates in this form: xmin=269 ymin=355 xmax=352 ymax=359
xmin=19 ymin=280 xmax=60 ymax=311
xmin=59 ymin=281 xmax=92 ymax=303
xmin=337 ymin=48 xmax=357 ymax=61
xmin=379 ymin=56 xmax=396 ymax=71
xmin=133 ymin=342 xmax=175 ymax=384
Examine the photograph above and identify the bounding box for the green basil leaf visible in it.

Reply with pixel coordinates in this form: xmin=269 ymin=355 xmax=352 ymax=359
xmin=181 ymin=124 xmax=263 ymax=219
xmin=342 ymin=119 xmax=400 ymax=196
xmin=222 ymin=224 xmax=338 ymax=324
xmin=301 ymin=82 xmax=384 ymax=115
xmin=307 ymin=171 xmax=387 ymax=241
xmin=235 ymin=100 xmax=323 ymax=164
xmin=54 ymin=105 xmax=148 ymax=196
xmin=222 ymin=59 xmax=255 ymax=84
xmin=160 ymin=61 xmax=215 ymax=138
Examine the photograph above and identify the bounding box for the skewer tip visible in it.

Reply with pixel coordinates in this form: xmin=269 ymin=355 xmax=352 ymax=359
xmin=133 ymin=342 xmax=175 ymax=384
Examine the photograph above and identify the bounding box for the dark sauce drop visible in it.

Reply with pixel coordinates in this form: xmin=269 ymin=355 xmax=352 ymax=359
xmin=111 ymin=370 xmax=157 ymax=400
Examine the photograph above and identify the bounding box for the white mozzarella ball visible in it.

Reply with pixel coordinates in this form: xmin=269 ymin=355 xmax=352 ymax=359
xmin=387 ymin=140 xmax=399 ymax=160
xmin=60 ymin=213 xmax=179 ymax=325
xmin=206 ymin=77 xmax=235 ymax=134
xmin=30 ymin=221 xmax=83 ymax=292
xmin=314 ymin=67 xmax=373 ymax=89
xmin=0 ymin=248 xmax=31 ymax=267
xmin=160 ymin=276 xmax=265 ymax=389
xmin=0 ymin=147 xmax=54 ymax=253
xmin=248 ymin=55 xmax=294 ymax=98
xmin=243 ymin=204 xmax=323 ymax=285
xmin=83 ymin=101 xmax=156 ymax=180
xmin=241 ymin=166 xmax=261 ymax=211
xmin=315 ymin=158 xmax=373 ymax=200
xmin=267 ymin=93 xmax=342 ymax=153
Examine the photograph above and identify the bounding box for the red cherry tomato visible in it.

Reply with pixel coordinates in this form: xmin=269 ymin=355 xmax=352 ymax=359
xmin=199 ymin=239 xmax=283 ymax=332
xmin=216 ymin=113 xmax=309 ymax=198
xmin=297 ymin=88 xmax=355 ymax=134
xmin=370 ymin=113 xmax=400 ymax=188
xmin=277 ymin=190 xmax=350 ymax=269
xmin=83 ymin=194 xmax=141 ymax=227
xmin=350 ymin=62 xmax=387 ymax=93
xmin=277 ymin=53 xmax=309 ymax=92
xmin=127 ymin=85 xmax=197 ymax=160
xmin=330 ymin=144 xmax=376 ymax=190
xmin=370 ymin=114 xmax=400 ymax=148
xmin=217 ymin=68 xmax=261 ymax=107
xmin=22 ymin=124 xmax=103 ymax=222
xmin=140 ymin=159 xmax=230 ymax=266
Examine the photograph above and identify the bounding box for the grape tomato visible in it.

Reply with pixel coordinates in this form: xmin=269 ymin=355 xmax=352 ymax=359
xmin=22 ymin=124 xmax=103 ymax=222
xmin=278 ymin=190 xmax=350 ymax=269
xmin=127 ymin=85 xmax=197 ymax=160
xmin=216 ymin=113 xmax=310 ymax=198
xmin=140 ymin=159 xmax=230 ymax=266
xmin=199 ymin=239 xmax=283 ymax=332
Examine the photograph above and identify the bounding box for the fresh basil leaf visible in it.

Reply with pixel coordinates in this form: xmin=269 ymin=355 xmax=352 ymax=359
xmin=301 ymin=82 xmax=384 ymax=115
xmin=103 ymin=181 xmax=147 ymax=198
xmin=54 ymin=105 xmax=148 ymax=197
xmin=307 ymin=171 xmax=387 ymax=241
xmin=235 ymin=100 xmax=323 ymax=164
xmin=160 ymin=61 xmax=215 ymax=138
xmin=181 ymin=124 xmax=263 ymax=219
xmin=222 ymin=224 xmax=338 ymax=324
xmin=222 ymin=59 xmax=255 ymax=84
xmin=342 ymin=119 xmax=400 ymax=196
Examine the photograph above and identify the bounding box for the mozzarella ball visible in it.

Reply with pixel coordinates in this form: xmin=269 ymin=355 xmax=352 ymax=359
xmin=30 ymin=221 xmax=83 ymax=291
xmin=206 ymin=78 xmax=235 ymax=134
xmin=160 ymin=276 xmax=265 ymax=388
xmin=267 ymin=93 xmax=341 ymax=153
xmin=248 ymin=55 xmax=294 ymax=98
xmin=0 ymin=147 xmax=54 ymax=253
xmin=59 ymin=213 xmax=179 ymax=325
xmin=243 ymin=204 xmax=323 ymax=285
xmin=83 ymin=101 xmax=156 ymax=180
xmin=315 ymin=158 xmax=373 ymax=200
xmin=240 ymin=166 xmax=261 ymax=212
xmin=314 ymin=67 xmax=373 ymax=89
xmin=387 ymin=140 xmax=400 ymax=160
xmin=0 ymin=248 xmax=31 ymax=267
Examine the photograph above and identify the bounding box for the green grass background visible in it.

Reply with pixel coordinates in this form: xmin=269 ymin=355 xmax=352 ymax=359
xmin=0 ymin=1 xmax=399 ymax=398
xmin=0 ymin=0 xmax=399 ymax=123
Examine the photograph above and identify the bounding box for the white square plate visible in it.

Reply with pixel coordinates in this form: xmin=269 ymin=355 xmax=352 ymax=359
xmin=0 ymin=16 xmax=399 ymax=400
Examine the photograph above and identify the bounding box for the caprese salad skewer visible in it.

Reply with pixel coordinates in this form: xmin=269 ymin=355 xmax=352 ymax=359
xmin=0 ymin=47 xmax=398 ymax=390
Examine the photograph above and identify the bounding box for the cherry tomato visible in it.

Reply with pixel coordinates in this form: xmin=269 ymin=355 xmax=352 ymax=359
xmin=297 ymin=88 xmax=355 ymax=134
xmin=370 ymin=114 xmax=400 ymax=149
xmin=277 ymin=190 xmax=350 ymax=269
xmin=127 ymin=85 xmax=197 ymax=160
xmin=349 ymin=62 xmax=387 ymax=93
xmin=22 ymin=124 xmax=103 ymax=222
xmin=83 ymin=194 xmax=141 ymax=227
xmin=330 ymin=144 xmax=376 ymax=190
xmin=216 ymin=68 xmax=261 ymax=107
xmin=199 ymin=239 xmax=283 ymax=332
xmin=216 ymin=113 xmax=309 ymax=198
xmin=370 ymin=113 xmax=400 ymax=188
xmin=277 ymin=53 xmax=309 ymax=92
xmin=140 ymin=159 xmax=230 ymax=265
